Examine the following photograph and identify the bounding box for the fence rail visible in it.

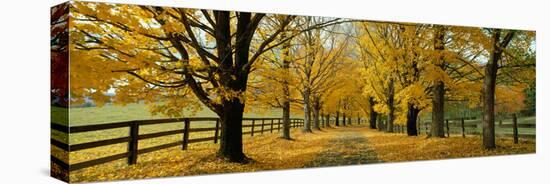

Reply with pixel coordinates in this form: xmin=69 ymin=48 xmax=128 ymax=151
xmin=411 ymin=115 xmax=535 ymax=140
xmin=51 ymin=117 xmax=304 ymax=171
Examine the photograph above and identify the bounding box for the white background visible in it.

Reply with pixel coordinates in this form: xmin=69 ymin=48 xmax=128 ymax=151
xmin=0 ymin=0 xmax=547 ymax=183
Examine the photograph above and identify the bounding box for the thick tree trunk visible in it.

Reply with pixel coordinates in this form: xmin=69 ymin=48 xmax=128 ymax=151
xmin=369 ymin=97 xmax=378 ymax=129
xmin=313 ymin=108 xmax=320 ymax=130
xmin=281 ymin=101 xmax=291 ymax=139
xmin=342 ymin=113 xmax=347 ymax=126
xmin=302 ymin=90 xmax=313 ymax=133
xmin=377 ymin=114 xmax=384 ymax=131
xmin=429 ymin=26 xmax=446 ymax=138
xmin=386 ymin=79 xmax=395 ymax=132
xmin=215 ymin=11 xmax=248 ymax=162
xmin=335 ymin=111 xmax=340 ymax=126
xmin=482 ymin=29 xmax=515 ymax=149
xmin=219 ymin=99 xmax=246 ymax=162
xmin=312 ymin=96 xmax=321 ymax=130
xmin=482 ymin=47 xmax=498 ymax=149
xmin=406 ymin=103 xmax=420 ymax=136
xmin=215 ymin=11 xmax=262 ymax=162
xmin=430 ymin=81 xmax=445 ymax=138
xmin=280 ymin=31 xmax=292 ymax=140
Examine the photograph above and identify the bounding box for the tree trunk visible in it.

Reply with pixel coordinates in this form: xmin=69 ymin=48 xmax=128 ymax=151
xmin=280 ymin=30 xmax=291 ymax=140
xmin=312 ymin=96 xmax=321 ymax=130
xmin=406 ymin=103 xmax=420 ymax=136
xmin=377 ymin=114 xmax=384 ymax=131
xmin=335 ymin=111 xmax=340 ymax=126
xmin=386 ymin=79 xmax=395 ymax=132
xmin=281 ymin=101 xmax=291 ymax=139
xmin=325 ymin=114 xmax=331 ymax=128
xmin=302 ymin=90 xmax=312 ymax=133
xmin=369 ymin=97 xmax=378 ymax=129
xmin=482 ymin=29 xmax=515 ymax=149
xmin=429 ymin=26 xmax=446 ymax=138
xmin=342 ymin=113 xmax=346 ymax=126
xmin=430 ymin=80 xmax=445 ymax=137
xmin=215 ymin=11 xmax=248 ymax=162
xmin=219 ymin=99 xmax=246 ymax=162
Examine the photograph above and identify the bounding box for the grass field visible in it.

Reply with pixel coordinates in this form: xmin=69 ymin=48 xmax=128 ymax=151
xmin=51 ymin=103 xmax=303 ymax=144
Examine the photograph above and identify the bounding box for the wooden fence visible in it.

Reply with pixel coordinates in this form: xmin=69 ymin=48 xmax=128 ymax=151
xmin=395 ymin=115 xmax=536 ymax=141
xmin=51 ymin=117 xmax=304 ymax=171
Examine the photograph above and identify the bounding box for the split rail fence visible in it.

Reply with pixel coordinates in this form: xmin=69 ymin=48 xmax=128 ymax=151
xmin=51 ymin=117 xmax=304 ymax=171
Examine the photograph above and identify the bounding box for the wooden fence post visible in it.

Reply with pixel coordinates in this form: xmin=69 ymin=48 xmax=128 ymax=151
xmin=261 ymin=119 xmax=265 ymax=134
xmin=128 ymin=121 xmax=139 ymax=165
xmin=182 ymin=118 xmax=190 ymax=150
xmin=513 ymin=114 xmax=518 ymax=144
xmin=270 ymin=119 xmax=274 ymax=133
xmin=461 ymin=118 xmax=465 ymax=138
xmin=446 ymin=119 xmax=450 ymax=137
xmin=251 ymin=120 xmax=255 ymax=137
xmin=214 ymin=119 xmax=220 ymax=143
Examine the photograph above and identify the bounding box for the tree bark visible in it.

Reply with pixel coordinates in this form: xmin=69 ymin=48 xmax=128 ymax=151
xmin=377 ymin=114 xmax=384 ymax=131
xmin=335 ymin=111 xmax=340 ymax=126
xmin=386 ymin=79 xmax=395 ymax=132
xmin=325 ymin=114 xmax=331 ymax=128
xmin=429 ymin=26 xmax=446 ymax=138
xmin=368 ymin=97 xmax=378 ymax=129
xmin=219 ymin=98 xmax=246 ymax=162
xmin=281 ymin=101 xmax=291 ymax=139
xmin=216 ymin=11 xmax=252 ymax=162
xmin=312 ymin=96 xmax=321 ymax=130
xmin=342 ymin=113 xmax=347 ymax=126
xmin=302 ymin=90 xmax=313 ymax=132
xmin=430 ymin=80 xmax=445 ymax=137
xmin=280 ymin=30 xmax=292 ymax=140
xmin=482 ymin=29 xmax=515 ymax=149
xmin=406 ymin=103 xmax=420 ymax=136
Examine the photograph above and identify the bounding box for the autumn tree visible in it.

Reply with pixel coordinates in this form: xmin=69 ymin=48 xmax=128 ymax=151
xmin=51 ymin=3 xmax=69 ymax=107
xmin=69 ymin=2 xmax=303 ymax=162
xmin=478 ymin=29 xmax=534 ymax=149
xmin=292 ymin=18 xmax=351 ymax=132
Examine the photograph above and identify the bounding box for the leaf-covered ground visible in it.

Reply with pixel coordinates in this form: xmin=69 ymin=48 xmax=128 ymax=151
xmin=362 ymin=128 xmax=536 ymax=162
xmin=60 ymin=125 xmax=535 ymax=183
xmin=67 ymin=129 xmax=336 ymax=182
xmin=305 ymin=127 xmax=382 ymax=167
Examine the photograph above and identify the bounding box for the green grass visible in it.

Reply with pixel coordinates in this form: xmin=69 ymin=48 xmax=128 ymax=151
xmin=51 ymin=103 xmax=298 ymax=145
xmin=53 ymin=102 xmax=301 ymax=125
